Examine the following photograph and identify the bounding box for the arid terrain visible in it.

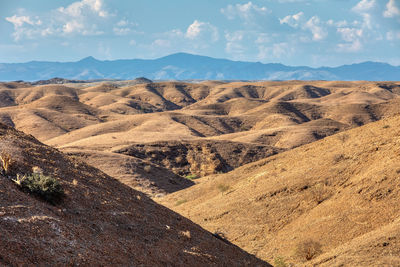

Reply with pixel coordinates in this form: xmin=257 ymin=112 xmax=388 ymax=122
xmin=0 ymin=122 xmax=267 ymax=266
xmin=1 ymin=79 xmax=400 ymax=265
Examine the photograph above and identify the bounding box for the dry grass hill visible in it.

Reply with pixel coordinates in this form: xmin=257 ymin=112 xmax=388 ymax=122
xmin=160 ymin=115 xmax=400 ymax=266
xmin=0 ymin=122 xmax=268 ymax=266
xmin=1 ymin=79 xmax=400 ymax=265
xmin=0 ymin=80 xmax=399 ymax=197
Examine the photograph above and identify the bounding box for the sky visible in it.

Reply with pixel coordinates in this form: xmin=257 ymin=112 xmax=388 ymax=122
xmin=0 ymin=0 xmax=400 ymax=67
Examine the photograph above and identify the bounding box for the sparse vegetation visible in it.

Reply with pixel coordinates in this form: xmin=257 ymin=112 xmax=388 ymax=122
xmin=295 ymin=239 xmax=322 ymax=261
xmin=175 ymin=199 xmax=187 ymax=206
xmin=0 ymin=152 xmax=12 ymax=175
xmin=185 ymin=174 xmax=199 ymax=180
xmin=217 ymin=184 xmax=230 ymax=193
xmin=310 ymin=184 xmax=331 ymax=204
xmin=332 ymin=153 xmax=346 ymax=164
xmin=240 ymin=124 xmax=251 ymax=131
xmin=13 ymin=173 xmax=64 ymax=204
xmin=274 ymin=256 xmax=288 ymax=267
xmin=383 ymin=125 xmax=390 ymax=129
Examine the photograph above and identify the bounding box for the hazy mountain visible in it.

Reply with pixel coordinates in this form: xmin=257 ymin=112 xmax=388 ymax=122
xmin=0 ymin=53 xmax=399 ymax=81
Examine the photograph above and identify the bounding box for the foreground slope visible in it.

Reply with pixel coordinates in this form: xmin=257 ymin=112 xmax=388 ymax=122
xmin=159 ymin=115 xmax=400 ymax=265
xmin=0 ymin=123 xmax=269 ymax=266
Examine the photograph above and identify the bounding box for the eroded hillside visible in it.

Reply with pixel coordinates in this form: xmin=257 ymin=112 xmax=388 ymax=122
xmin=0 ymin=80 xmax=400 ymax=197
xmin=0 ymin=123 xmax=269 ymax=266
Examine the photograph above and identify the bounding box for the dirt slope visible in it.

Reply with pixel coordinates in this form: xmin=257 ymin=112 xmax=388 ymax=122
xmin=0 ymin=123 xmax=269 ymax=266
xmin=159 ymin=115 xmax=400 ymax=266
xmin=116 ymin=139 xmax=282 ymax=177
xmin=63 ymin=148 xmax=194 ymax=197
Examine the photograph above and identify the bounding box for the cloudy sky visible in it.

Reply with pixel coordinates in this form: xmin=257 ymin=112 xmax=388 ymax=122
xmin=1 ymin=0 xmax=400 ymax=66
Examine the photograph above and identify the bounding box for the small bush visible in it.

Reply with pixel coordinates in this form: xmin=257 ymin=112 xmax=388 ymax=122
xmin=310 ymin=185 xmax=331 ymax=204
xmin=332 ymin=153 xmax=345 ymax=164
xmin=175 ymin=199 xmax=187 ymax=206
xmin=217 ymin=184 xmax=230 ymax=193
xmin=13 ymin=173 xmax=64 ymax=204
xmin=185 ymin=174 xmax=199 ymax=180
xmin=295 ymin=239 xmax=322 ymax=261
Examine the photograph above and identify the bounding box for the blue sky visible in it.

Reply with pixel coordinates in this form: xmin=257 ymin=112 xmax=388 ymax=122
xmin=1 ymin=0 xmax=400 ymax=66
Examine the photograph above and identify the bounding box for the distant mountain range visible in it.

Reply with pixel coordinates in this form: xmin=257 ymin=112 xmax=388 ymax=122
xmin=0 ymin=53 xmax=399 ymax=81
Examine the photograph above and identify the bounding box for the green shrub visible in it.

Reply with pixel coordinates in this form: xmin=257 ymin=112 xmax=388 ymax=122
xmin=185 ymin=174 xmax=199 ymax=180
xmin=175 ymin=199 xmax=187 ymax=206
xmin=13 ymin=173 xmax=64 ymax=204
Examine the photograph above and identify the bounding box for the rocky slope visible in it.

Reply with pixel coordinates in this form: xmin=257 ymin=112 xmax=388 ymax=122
xmin=0 ymin=123 xmax=269 ymax=266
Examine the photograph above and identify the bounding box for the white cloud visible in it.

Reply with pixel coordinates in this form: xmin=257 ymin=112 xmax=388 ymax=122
xmin=113 ymin=19 xmax=138 ymax=36
xmin=255 ymin=33 xmax=271 ymax=44
xmin=5 ymin=15 xmax=42 ymax=41
xmin=57 ymin=0 xmax=108 ymax=18
xmin=185 ymin=20 xmax=219 ymax=42
xmin=57 ymin=0 xmax=110 ymax=36
xmin=152 ymin=39 xmax=171 ymax=48
xmin=61 ymin=20 xmax=103 ymax=35
xmin=147 ymin=23 xmax=219 ymax=57
xmin=280 ymin=13 xmax=326 ymax=41
xmin=280 ymin=12 xmax=304 ymax=28
xmin=221 ymin=2 xmax=268 ymax=23
xmin=226 ymin=42 xmax=246 ymax=55
xmin=337 ymin=39 xmax=362 ymax=52
xmin=327 ymin=20 xmax=348 ymax=27
xmin=257 ymin=42 xmax=294 ymax=60
xmin=352 ymin=0 xmax=376 ymax=29
xmin=117 ymin=20 xmax=129 ymax=27
xmin=352 ymin=0 xmax=376 ymax=13
xmin=63 ymin=21 xmax=84 ymax=33
xmin=336 ymin=26 xmax=364 ymax=52
xmin=337 ymin=27 xmax=363 ymax=42
xmin=5 ymin=15 xmax=39 ymax=27
xmin=4 ymin=0 xmax=142 ymax=41
xmin=384 ymin=0 xmax=400 ymax=18
xmin=225 ymin=31 xmax=246 ymax=55
xmin=304 ymin=16 xmax=327 ymax=41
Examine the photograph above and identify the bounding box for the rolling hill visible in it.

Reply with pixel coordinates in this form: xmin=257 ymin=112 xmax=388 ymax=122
xmin=159 ymin=115 xmax=400 ymax=266
xmin=1 ymin=80 xmax=400 ymax=198
xmin=1 ymin=78 xmax=400 ymax=265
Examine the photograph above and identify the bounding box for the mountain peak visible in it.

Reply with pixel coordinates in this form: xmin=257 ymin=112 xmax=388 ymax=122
xmin=79 ymin=56 xmax=100 ymax=63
